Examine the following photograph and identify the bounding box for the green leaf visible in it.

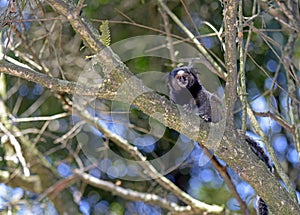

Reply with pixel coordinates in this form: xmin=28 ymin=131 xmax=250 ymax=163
xmin=99 ymin=20 xmax=111 ymax=47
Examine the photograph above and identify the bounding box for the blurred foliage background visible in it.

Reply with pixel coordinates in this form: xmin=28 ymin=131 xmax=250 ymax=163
xmin=0 ymin=0 xmax=299 ymax=214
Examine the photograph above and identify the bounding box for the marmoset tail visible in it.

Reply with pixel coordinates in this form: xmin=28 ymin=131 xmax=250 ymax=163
xmin=167 ymin=66 xmax=272 ymax=215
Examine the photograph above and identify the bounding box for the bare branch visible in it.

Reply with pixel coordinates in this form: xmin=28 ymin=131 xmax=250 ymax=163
xmin=70 ymin=100 xmax=223 ymax=213
xmin=74 ymin=169 xmax=222 ymax=214
xmin=237 ymin=0 xmax=247 ymax=134
xmin=273 ymin=0 xmax=300 ymax=32
xmin=253 ymin=111 xmax=293 ymax=133
xmin=157 ymin=0 xmax=227 ymax=80
xmin=223 ymin=0 xmax=238 ymax=124
xmin=158 ymin=6 xmax=176 ymax=67
xmin=11 ymin=112 xmax=69 ymax=122
xmin=0 ymin=60 xmax=114 ymax=98
xmin=0 ymin=122 xmax=30 ymax=176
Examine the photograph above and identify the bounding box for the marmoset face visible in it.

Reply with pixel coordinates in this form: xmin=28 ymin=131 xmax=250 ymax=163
xmin=168 ymin=67 xmax=196 ymax=90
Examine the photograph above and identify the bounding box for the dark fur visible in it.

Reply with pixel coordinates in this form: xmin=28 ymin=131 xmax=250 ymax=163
xmin=257 ymin=198 xmax=268 ymax=215
xmin=245 ymin=136 xmax=274 ymax=173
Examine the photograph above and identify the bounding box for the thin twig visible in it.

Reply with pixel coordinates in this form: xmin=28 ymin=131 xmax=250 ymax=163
xmin=273 ymin=0 xmax=300 ymax=32
xmin=37 ymin=175 xmax=78 ymax=202
xmin=238 ymin=0 xmax=247 ymax=134
xmin=74 ymin=170 xmax=197 ymax=214
xmin=11 ymin=112 xmax=68 ymax=122
xmin=0 ymin=122 xmax=30 ymax=176
xmin=253 ymin=111 xmax=294 ymax=133
xmin=53 ymin=120 xmax=85 ymax=144
xmin=158 ymin=6 xmax=176 ymax=67
xmin=157 ymin=0 xmax=227 ymax=80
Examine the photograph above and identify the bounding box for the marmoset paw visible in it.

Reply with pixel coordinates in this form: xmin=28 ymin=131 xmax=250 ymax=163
xmin=200 ymin=114 xmax=211 ymax=122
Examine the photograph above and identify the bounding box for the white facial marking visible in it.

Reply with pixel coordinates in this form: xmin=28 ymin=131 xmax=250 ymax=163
xmin=177 ymin=70 xmax=185 ymax=75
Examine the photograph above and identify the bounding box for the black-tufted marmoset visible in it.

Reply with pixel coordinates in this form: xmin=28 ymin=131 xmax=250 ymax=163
xmin=167 ymin=66 xmax=273 ymax=215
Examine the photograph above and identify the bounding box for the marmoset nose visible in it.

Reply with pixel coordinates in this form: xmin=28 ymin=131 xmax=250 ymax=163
xmin=179 ymin=76 xmax=186 ymax=82
xmin=175 ymin=74 xmax=186 ymax=82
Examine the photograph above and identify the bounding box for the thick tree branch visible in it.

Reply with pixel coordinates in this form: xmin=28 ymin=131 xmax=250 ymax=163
xmin=223 ymin=0 xmax=238 ymax=125
xmin=0 ymin=60 xmax=110 ymax=97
